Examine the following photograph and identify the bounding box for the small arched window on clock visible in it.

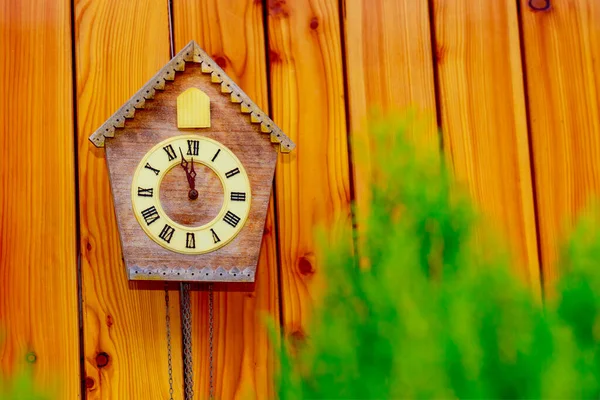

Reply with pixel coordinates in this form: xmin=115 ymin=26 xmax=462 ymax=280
xmin=177 ymin=87 xmax=210 ymax=128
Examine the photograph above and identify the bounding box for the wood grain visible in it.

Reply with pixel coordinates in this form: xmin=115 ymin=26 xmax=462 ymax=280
xmin=74 ymin=0 xmax=183 ymax=398
xmin=267 ymin=0 xmax=353 ymax=336
xmin=342 ymin=0 xmax=440 ymax=241
xmin=0 ymin=0 xmax=79 ymax=397
xmin=105 ymin=64 xmax=277 ymax=282
xmin=173 ymin=0 xmax=281 ymax=398
xmin=432 ymin=0 xmax=541 ymax=296
xmin=520 ymin=0 xmax=600 ymax=290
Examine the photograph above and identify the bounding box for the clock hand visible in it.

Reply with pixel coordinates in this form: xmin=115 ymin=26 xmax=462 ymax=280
xmin=189 ymin=157 xmax=197 ymax=190
xmin=179 ymin=148 xmax=195 ymax=189
xmin=187 ymin=157 xmax=198 ymax=200
xmin=179 ymin=148 xmax=189 ymax=173
xmin=179 ymin=148 xmax=198 ymax=200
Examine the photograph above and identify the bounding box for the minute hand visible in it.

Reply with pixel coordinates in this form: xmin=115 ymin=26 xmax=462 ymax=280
xmin=179 ymin=148 xmax=194 ymax=190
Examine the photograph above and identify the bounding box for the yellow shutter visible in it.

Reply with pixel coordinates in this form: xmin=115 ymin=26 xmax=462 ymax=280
xmin=177 ymin=87 xmax=210 ymax=128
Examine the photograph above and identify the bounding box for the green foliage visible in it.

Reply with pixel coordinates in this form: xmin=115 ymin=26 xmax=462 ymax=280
xmin=276 ymin=115 xmax=600 ymax=399
xmin=0 ymin=369 xmax=50 ymax=400
xmin=0 ymin=333 xmax=54 ymax=399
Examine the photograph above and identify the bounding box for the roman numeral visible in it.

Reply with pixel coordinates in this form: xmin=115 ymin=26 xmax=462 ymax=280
xmin=225 ymin=168 xmax=240 ymax=179
xmin=141 ymin=206 xmax=160 ymax=226
xmin=187 ymin=140 xmax=199 ymax=156
xmin=211 ymin=228 xmax=221 ymax=244
xmin=211 ymin=149 xmax=221 ymax=162
xmin=186 ymin=232 xmax=196 ymax=248
xmin=230 ymin=192 xmax=246 ymax=201
xmin=144 ymin=163 xmax=160 ymax=176
xmin=159 ymin=224 xmax=175 ymax=243
xmin=223 ymin=211 xmax=241 ymax=227
xmin=137 ymin=187 xmax=153 ymax=197
xmin=163 ymin=144 xmax=177 ymax=161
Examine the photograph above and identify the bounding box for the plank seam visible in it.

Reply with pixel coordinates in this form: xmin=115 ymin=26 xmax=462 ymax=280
xmin=69 ymin=0 xmax=86 ymax=396
xmin=337 ymin=0 xmax=360 ymax=263
xmin=168 ymin=0 xmax=175 ymax=58
xmin=427 ymin=0 xmax=445 ymax=154
xmin=516 ymin=0 xmax=545 ymax=299
xmin=260 ymin=0 xmax=286 ymax=337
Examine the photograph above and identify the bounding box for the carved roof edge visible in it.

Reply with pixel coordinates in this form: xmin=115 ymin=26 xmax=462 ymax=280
xmin=89 ymin=40 xmax=295 ymax=153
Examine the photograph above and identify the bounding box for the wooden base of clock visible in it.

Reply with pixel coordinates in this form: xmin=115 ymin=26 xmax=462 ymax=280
xmin=103 ymin=58 xmax=278 ymax=283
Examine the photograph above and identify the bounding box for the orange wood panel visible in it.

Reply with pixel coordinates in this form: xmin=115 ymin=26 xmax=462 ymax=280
xmin=173 ymin=1 xmax=280 ymax=397
xmin=74 ymin=0 xmax=181 ymax=398
xmin=267 ymin=0 xmax=353 ymax=336
xmin=0 ymin=0 xmax=80 ymax=397
xmin=343 ymin=0 xmax=439 ymax=226
xmin=432 ymin=0 xmax=541 ymax=295
xmin=520 ymin=0 xmax=600 ymax=290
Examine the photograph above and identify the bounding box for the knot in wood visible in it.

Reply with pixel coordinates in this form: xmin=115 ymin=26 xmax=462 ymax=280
xmin=25 ymin=351 xmax=37 ymax=364
xmin=298 ymin=255 xmax=314 ymax=276
xmin=214 ymin=56 xmax=227 ymax=69
xmin=268 ymin=0 xmax=289 ymax=18
xmin=85 ymin=377 xmax=95 ymax=389
xmin=95 ymin=352 xmax=110 ymax=368
xmin=528 ymin=0 xmax=550 ymax=11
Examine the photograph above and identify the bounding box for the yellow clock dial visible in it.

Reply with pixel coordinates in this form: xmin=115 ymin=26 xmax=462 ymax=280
xmin=131 ymin=135 xmax=251 ymax=254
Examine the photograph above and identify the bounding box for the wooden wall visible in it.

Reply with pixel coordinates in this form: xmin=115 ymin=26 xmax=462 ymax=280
xmin=1 ymin=0 xmax=599 ymax=398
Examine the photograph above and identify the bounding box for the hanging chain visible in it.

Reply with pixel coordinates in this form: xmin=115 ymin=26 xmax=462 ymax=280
xmin=208 ymin=283 xmax=215 ymax=400
xmin=165 ymin=281 xmax=216 ymax=400
xmin=180 ymin=282 xmax=195 ymax=400
xmin=166 ymin=283 xmax=211 ymax=400
xmin=164 ymin=284 xmax=175 ymax=400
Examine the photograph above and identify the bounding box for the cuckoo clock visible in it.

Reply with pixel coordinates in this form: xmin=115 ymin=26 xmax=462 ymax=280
xmin=89 ymin=40 xmax=295 ymax=283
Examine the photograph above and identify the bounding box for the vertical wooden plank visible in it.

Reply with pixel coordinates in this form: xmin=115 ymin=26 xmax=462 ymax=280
xmin=173 ymin=1 xmax=280 ymax=398
xmin=343 ymin=0 xmax=439 ymax=224
xmin=267 ymin=0 xmax=353 ymax=335
xmin=433 ymin=0 xmax=541 ymax=295
xmin=0 ymin=0 xmax=79 ymax=397
xmin=75 ymin=1 xmax=178 ymax=398
xmin=520 ymin=0 xmax=600 ymax=290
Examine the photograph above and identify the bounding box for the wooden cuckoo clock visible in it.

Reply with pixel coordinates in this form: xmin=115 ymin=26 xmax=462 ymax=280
xmin=90 ymin=39 xmax=293 ymax=399
xmin=89 ymin=40 xmax=294 ymax=283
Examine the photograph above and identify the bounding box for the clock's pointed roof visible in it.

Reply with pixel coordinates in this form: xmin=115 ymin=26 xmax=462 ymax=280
xmin=89 ymin=40 xmax=295 ymax=153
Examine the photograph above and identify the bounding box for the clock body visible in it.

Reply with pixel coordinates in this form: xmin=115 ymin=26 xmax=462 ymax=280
xmin=102 ymin=62 xmax=278 ymax=282
xmin=131 ymin=135 xmax=251 ymax=255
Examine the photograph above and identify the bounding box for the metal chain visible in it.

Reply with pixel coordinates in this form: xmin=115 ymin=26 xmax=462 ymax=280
xmin=208 ymin=283 xmax=214 ymax=400
xmin=164 ymin=284 xmax=174 ymax=400
xmin=180 ymin=282 xmax=194 ymax=400
xmin=165 ymin=282 xmax=214 ymax=400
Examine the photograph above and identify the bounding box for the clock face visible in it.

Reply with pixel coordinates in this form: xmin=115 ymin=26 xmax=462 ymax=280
xmin=131 ymin=135 xmax=251 ymax=254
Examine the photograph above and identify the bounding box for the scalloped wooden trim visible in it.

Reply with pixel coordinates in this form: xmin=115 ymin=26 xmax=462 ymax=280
xmin=89 ymin=40 xmax=295 ymax=153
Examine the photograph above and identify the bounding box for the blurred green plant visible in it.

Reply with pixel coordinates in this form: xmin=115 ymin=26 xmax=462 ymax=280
xmin=0 ymin=369 xmax=50 ymax=400
xmin=0 ymin=332 xmax=55 ymax=399
xmin=275 ymin=114 xmax=600 ymax=399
